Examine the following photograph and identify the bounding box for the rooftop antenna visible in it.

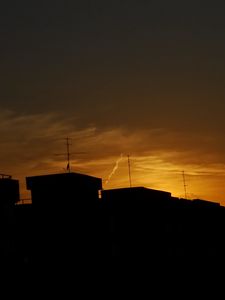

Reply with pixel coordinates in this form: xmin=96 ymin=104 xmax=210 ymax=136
xmin=182 ymin=170 xmax=187 ymax=199
xmin=127 ymin=154 xmax=132 ymax=188
xmin=66 ymin=137 xmax=72 ymax=173
xmin=66 ymin=137 xmax=71 ymax=172
xmin=54 ymin=137 xmax=86 ymax=173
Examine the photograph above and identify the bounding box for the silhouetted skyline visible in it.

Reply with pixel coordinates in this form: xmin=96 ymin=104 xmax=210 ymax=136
xmin=1 ymin=1 xmax=225 ymax=204
xmin=1 ymin=171 xmax=225 ymax=267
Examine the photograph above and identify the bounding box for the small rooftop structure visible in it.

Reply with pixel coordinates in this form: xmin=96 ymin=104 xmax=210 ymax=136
xmin=101 ymin=186 xmax=171 ymax=211
xmin=26 ymin=172 xmax=102 ymax=206
xmin=0 ymin=175 xmax=20 ymax=204
xmin=102 ymin=186 xmax=171 ymax=199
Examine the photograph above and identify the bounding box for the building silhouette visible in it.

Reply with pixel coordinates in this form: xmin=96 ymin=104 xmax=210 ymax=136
xmin=101 ymin=187 xmax=172 ymax=256
xmin=0 ymin=170 xmax=225 ymax=267
xmin=0 ymin=174 xmax=20 ymax=265
xmin=26 ymin=172 xmax=103 ymax=264
xmin=101 ymin=187 xmax=225 ymax=257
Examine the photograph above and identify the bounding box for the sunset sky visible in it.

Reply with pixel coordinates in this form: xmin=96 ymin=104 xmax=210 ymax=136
xmin=1 ymin=1 xmax=225 ymax=204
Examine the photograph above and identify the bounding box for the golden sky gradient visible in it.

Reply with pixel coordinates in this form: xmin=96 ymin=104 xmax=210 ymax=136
xmin=1 ymin=1 xmax=225 ymax=205
xmin=0 ymin=109 xmax=225 ymax=205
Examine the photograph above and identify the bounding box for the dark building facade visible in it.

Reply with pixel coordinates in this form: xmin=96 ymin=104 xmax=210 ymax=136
xmin=14 ymin=204 xmax=33 ymax=266
xmin=1 ymin=171 xmax=225 ymax=266
xmin=26 ymin=172 xmax=102 ymax=206
xmin=0 ymin=175 xmax=20 ymax=265
xmin=101 ymin=187 xmax=225 ymax=257
xmin=0 ymin=175 xmax=20 ymax=204
xmin=26 ymin=172 xmax=103 ymax=264
xmin=101 ymin=187 xmax=172 ymax=256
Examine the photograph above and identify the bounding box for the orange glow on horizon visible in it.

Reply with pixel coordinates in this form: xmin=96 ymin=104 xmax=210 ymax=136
xmin=1 ymin=112 xmax=224 ymax=206
xmin=17 ymin=153 xmax=225 ymax=206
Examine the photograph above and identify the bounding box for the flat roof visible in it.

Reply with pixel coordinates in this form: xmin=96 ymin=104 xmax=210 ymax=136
xmin=102 ymin=186 xmax=171 ymax=196
xmin=26 ymin=172 xmax=102 ymax=190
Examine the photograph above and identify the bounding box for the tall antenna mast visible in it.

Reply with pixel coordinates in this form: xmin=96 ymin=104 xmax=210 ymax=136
xmin=182 ymin=170 xmax=187 ymax=199
xmin=127 ymin=154 xmax=132 ymax=188
xmin=54 ymin=137 xmax=86 ymax=173
xmin=66 ymin=136 xmax=71 ymax=173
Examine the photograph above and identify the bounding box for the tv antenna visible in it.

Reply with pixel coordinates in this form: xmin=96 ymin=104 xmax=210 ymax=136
xmin=54 ymin=137 xmax=86 ymax=173
xmin=182 ymin=170 xmax=188 ymax=199
xmin=127 ymin=154 xmax=132 ymax=188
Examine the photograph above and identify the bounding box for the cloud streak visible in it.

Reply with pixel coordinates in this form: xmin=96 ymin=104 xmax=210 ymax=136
xmin=0 ymin=109 xmax=225 ymax=204
xmin=105 ymin=153 xmax=124 ymax=185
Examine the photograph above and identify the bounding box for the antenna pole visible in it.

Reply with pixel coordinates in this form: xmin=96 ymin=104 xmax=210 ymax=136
xmin=54 ymin=137 xmax=86 ymax=173
xmin=127 ymin=155 xmax=132 ymax=188
xmin=182 ymin=170 xmax=187 ymax=199
xmin=66 ymin=137 xmax=71 ymax=173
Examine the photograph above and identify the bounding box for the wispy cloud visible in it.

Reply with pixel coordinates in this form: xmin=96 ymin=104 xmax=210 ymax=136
xmin=0 ymin=109 xmax=225 ymax=204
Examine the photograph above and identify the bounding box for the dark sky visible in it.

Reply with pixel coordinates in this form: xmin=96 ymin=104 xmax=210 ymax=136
xmin=1 ymin=0 xmax=225 ymax=203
